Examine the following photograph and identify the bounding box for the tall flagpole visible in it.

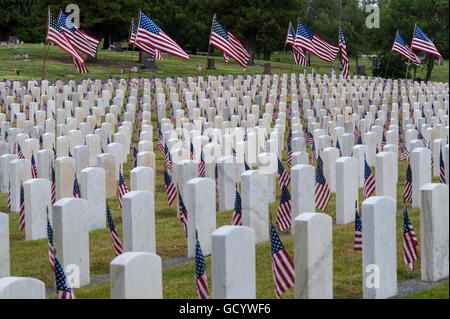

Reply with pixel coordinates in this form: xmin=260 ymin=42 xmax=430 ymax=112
xmin=128 ymin=11 xmax=140 ymax=86
xmin=41 ymin=7 xmax=51 ymax=79
xmin=124 ymin=19 xmax=133 ymax=74
xmin=283 ymin=21 xmax=290 ymax=55
xmin=204 ymin=13 xmax=216 ymax=79
xmin=405 ymin=24 xmax=417 ymax=79
xmin=384 ymin=30 xmax=397 ymax=79
xmin=338 ymin=22 xmax=341 ymax=78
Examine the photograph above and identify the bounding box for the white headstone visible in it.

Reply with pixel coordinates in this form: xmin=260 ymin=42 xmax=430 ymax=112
xmin=335 ymin=157 xmax=358 ymax=224
xmin=0 ymin=213 xmax=9 ymax=277
xmin=80 ymin=167 xmax=106 ymax=231
xmin=0 ymin=277 xmax=45 ymax=299
xmin=375 ymin=152 xmax=397 ymax=201
xmin=23 ymin=178 xmax=52 ymax=240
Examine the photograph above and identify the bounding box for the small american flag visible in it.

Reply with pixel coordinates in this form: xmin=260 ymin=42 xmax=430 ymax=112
xmin=118 ymin=171 xmax=129 ymax=209
xmin=231 ymin=183 xmax=242 ymax=226
xmin=400 ymin=143 xmax=410 ymax=162
xmin=195 ymin=239 xmax=210 ymax=299
xmin=51 ymin=165 xmax=56 ymax=204
xmin=244 ymin=159 xmax=251 ymax=171
xmin=411 ymin=25 xmax=443 ymax=68
xmin=403 ymin=208 xmax=419 ymax=271
xmin=336 ymin=138 xmax=342 ymax=157
xmin=198 ymin=151 xmax=206 ymax=178
xmin=392 ymin=32 xmax=421 ymax=66
xmin=339 ymin=26 xmax=349 ymax=79
xmin=107 ymin=202 xmax=124 ymax=256
xmin=39 ymin=135 xmax=43 ymax=149
xmin=135 ymin=11 xmax=189 ymax=60
xmin=440 ymin=148 xmax=446 ymax=184
xmin=116 ymin=114 xmax=122 ymax=127
xmin=363 ymin=157 xmax=375 ymax=198
xmin=277 ymin=158 xmax=290 ymax=189
xmin=210 ymin=16 xmax=249 ymax=69
xmin=404 ymin=163 xmax=412 ymax=203
xmin=54 ymin=258 xmax=75 ymax=299
xmin=315 ymin=156 xmax=331 ymax=211
xmin=178 ymin=194 xmax=188 ymax=237
xmin=130 ymin=137 xmax=135 ymax=154
xmin=190 ymin=142 xmax=195 ymax=160
xmin=164 ymin=143 xmax=173 ymax=173
xmin=286 ymin=128 xmax=292 ymax=168
xmin=354 ymin=125 xmax=361 ymax=139
xmin=164 ymin=169 xmax=177 ymax=207
xmin=73 ymin=176 xmax=81 ymax=198
xmin=31 ymin=154 xmax=38 ymax=178
xmin=19 ymin=184 xmax=25 ymax=231
xmin=133 ymin=144 xmax=138 ymax=168
xmin=311 ymin=140 xmax=317 ymax=164
xmin=276 ymin=185 xmax=292 ymax=232
xmin=270 ymin=222 xmax=295 ymax=298
xmin=47 ymin=217 xmax=55 ymax=272
xmin=7 ymin=183 xmax=11 ymax=209
xmin=294 ymin=20 xmax=339 ymax=63
xmin=354 ymin=204 xmax=362 ymax=251
xmin=157 ymin=124 xmax=165 ymax=153
xmin=17 ymin=144 xmax=25 ymax=159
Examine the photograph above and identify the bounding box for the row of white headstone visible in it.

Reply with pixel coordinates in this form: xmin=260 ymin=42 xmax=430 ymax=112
xmin=0 ymin=179 xmax=447 ymax=298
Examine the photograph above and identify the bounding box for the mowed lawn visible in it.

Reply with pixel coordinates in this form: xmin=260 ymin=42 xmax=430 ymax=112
xmin=1 ymin=43 xmax=448 ymax=299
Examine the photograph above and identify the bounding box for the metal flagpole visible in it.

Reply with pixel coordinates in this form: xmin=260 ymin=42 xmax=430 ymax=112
xmin=124 ymin=19 xmax=133 ymax=74
xmin=283 ymin=21 xmax=290 ymax=55
xmin=41 ymin=7 xmax=51 ymax=79
xmin=338 ymin=22 xmax=341 ymax=79
xmin=405 ymin=24 xmax=417 ymax=79
xmin=128 ymin=11 xmax=140 ymax=86
xmin=384 ymin=31 xmax=397 ymax=79
xmin=204 ymin=13 xmax=216 ymax=79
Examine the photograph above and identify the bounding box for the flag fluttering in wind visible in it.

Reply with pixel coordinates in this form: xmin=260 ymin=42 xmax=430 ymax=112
xmin=392 ymin=32 xmax=420 ymax=66
xmin=58 ymin=11 xmax=99 ymax=58
xmin=129 ymin=19 xmax=162 ymax=60
xmin=106 ymin=202 xmax=124 ymax=256
xmin=403 ymin=208 xmax=418 ymax=271
xmin=294 ymin=20 xmax=339 ymax=63
xmin=270 ymin=222 xmax=295 ymax=299
xmin=135 ymin=11 xmax=189 ymax=60
xmin=209 ymin=16 xmax=250 ymax=69
xmin=411 ymin=25 xmax=443 ymax=68
xmin=195 ymin=239 xmax=210 ymax=299
xmin=286 ymin=21 xmax=307 ymax=66
xmin=46 ymin=9 xmax=87 ymax=74
xmin=338 ymin=26 xmax=349 ymax=79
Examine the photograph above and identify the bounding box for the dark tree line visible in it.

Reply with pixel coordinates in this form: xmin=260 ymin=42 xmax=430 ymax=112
xmin=1 ymin=0 xmax=448 ymax=79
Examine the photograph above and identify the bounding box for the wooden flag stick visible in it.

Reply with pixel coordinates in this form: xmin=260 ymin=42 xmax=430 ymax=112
xmin=405 ymin=24 xmax=417 ymax=79
xmin=204 ymin=13 xmax=216 ymax=79
xmin=384 ymin=31 xmax=397 ymax=79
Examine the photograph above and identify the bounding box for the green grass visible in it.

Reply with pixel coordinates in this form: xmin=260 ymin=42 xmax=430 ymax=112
xmin=1 ymin=44 xmax=448 ymax=82
xmin=408 ymin=282 xmax=449 ymax=299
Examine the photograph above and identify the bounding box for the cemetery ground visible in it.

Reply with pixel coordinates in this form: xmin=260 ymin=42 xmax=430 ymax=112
xmin=1 ymin=43 xmax=448 ymax=300
xmin=0 ymin=109 xmax=447 ymax=299
xmin=1 ymin=43 xmax=449 ymax=83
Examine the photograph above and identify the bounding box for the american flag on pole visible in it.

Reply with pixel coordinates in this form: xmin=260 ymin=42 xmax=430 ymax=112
xmin=73 ymin=176 xmax=81 ymax=198
xmin=46 ymin=10 xmax=87 ymax=74
xmin=164 ymin=169 xmax=177 ymax=207
xmin=19 ymin=183 xmax=25 ymax=232
xmin=336 ymin=138 xmax=342 ymax=157
xmin=17 ymin=144 xmax=25 ymax=159
xmin=294 ymin=20 xmax=339 ymax=63
xmin=54 ymin=258 xmax=75 ymax=299
xmin=178 ymin=194 xmax=188 ymax=237
xmin=106 ymin=202 xmax=124 ymax=256
xmin=404 ymin=163 xmax=413 ymax=203
xmin=354 ymin=125 xmax=361 ymax=139
xmin=392 ymin=31 xmax=420 ymax=66
xmin=47 ymin=217 xmax=55 ymax=272
xmin=157 ymin=124 xmax=165 ymax=153
xmin=58 ymin=11 xmax=99 ymax=58
xmin=354 ymin=205 xmax=362 ymax=251
xmin=7 ymin=182 xmax=11 ymax=210
xmin=277 ymin=158 xmax=290 ymax=189
xmin=315 ymin=156 xmax=331 ymax=211
xmin=400 ymin=143 xmax=410 ymax=162
xmin=231 ymin=183 xmax=242 ymax=226
xmin=118 ymin=171 xmax=129 ymax=209
xmin=339 ymin=26 xmax=349 ymax=79
xmin=276 ymin=185 xmax=292 ymax=232
xmin=411 ymin=25 xmax=443 ymax=68
xmin=311 ymin=140 xmax=317 ymax=164
xmin=51 ymin=165 xmax=56 ymax=204
xmin=286 ymin=127 xmax=292 ymax=168
xmin=164 ymin=143 xmax=173 ymax=173
xmin=198 ymin=151 xmax=206 ymax=178
xmin=195 ymin=239 xmax=210 ymax=299
xmin=286 ymin=21 xmax=307 ymax=66
xmin=440 ymin=148 xmax=446 ymax=184
xmin=135 ymin=11 xmax=189 ymax=60
xmin=31 ymin=153 xmax=38 ymax=178
xmin=270 ymin=222 xmax=295 ymax=299
xmin=403 ymin=208 xmax=418 ymax=271
xmin=209 ymin=16 xmax=250 ymax=69
xmin=363 ymin=157 xmax=375 ymax=198
xmin=129 ymin=19 xmax=162 ymax=60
